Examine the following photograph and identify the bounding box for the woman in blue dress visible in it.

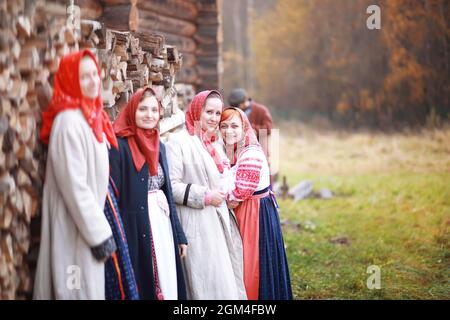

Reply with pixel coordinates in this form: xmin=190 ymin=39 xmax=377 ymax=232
xmin=109 ymin=87 xmax=187 ymax=300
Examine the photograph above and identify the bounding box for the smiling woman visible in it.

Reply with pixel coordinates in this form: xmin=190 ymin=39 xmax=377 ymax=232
xmin=220 ymin=109 xmax=245 ymax=147
xmin=135 ymin=91 xmax=160 ymax=130
xmin=79 ymin=56 xmax=101 ymax=99
xmin=165 ymin=90 xmax=247 ymax=300
xmin=219 ymin=107 xmax=292 ymax=300
xmin=34 ymin=50 xmax=118 ymax=300
xmin=200 ymin=93 xmax=223 ymax=136
xmin=110 ymin=87 xmax=188 ymax=300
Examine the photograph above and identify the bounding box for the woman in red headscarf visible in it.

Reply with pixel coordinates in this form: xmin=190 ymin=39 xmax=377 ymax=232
xmin=109 ymin=87 xmax=187 ymax=300
xmin=165 ymin=91 xmax=247 ymax=300
xmin=34 ymin=50 xmax=118 ymax=299
xmin=219 ymin=107 xmax=292 ymax=300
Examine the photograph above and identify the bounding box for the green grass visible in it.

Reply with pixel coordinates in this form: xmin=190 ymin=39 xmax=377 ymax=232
xmin=276 ymin=125 xmax=450 ymax=299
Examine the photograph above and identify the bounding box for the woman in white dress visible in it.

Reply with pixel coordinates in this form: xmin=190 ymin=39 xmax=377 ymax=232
xmin=165 ymin=90 xmax=247 ymax=300
xmin=34 ymin=50 xmax=118 ymax=299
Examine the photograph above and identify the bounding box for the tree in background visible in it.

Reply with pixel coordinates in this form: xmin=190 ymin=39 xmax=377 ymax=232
xmin=221 ymin=0 xmax=276 ymax=100
xmin=243 ymin=0 xmax=449 ymax=128
xmin=381 ymin=0 xmax=450 ymax=127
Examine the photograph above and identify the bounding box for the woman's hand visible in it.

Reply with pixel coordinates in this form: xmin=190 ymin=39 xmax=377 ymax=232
xmin=207 ymin=190 xmax=226 ymax=207
xmin=179 ymin=244 xmax=188 ymax=258
xmin=227 ymin=200 xmax=240 ymax=209
xmin=91 ymin=236 xmax=117 ymax=262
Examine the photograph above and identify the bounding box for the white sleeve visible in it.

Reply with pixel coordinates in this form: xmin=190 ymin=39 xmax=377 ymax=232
xmin=165 ymin=137 xmax=208 ymax=209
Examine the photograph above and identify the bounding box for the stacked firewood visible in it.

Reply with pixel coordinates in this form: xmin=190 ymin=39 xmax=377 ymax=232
xmin=30 ymin=0 xmax=191 ymax=124
xmin=0 ymin=0 xmax=189 ymax=299
xmin=46 ymin=0 xmax=222 ymax=95
xmin=99 ymin=0 xmax=200 ymax=86
xmin=98 ymin=0 xmax=221 ymax=91
xmin=0 ymin=0 xmax=84 ymax=299
xmin=91 ymin=28 xmax=186 ymax=133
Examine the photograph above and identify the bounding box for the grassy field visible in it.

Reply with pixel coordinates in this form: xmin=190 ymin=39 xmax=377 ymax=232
xmin=275 ymin=123 xmax=450 ymax=299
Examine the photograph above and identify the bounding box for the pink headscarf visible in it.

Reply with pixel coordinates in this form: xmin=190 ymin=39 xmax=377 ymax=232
xmin=185 ymin=90 xmax=224 ymax=173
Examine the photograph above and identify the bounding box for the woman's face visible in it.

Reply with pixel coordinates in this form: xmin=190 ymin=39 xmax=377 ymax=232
xmin=220 ymin=114 xmax=244 ymax=145
xmin=135 ymin=95 xmax=160 ymax=129
xmin=200 ymin=97 xmax=223 ymax=134
xmin=79 ymin=56 xmax=100 ymax=99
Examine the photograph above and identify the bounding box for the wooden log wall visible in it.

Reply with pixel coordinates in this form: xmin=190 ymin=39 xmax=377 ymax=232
xmin=0 ymin=0 xmax=194 ymax=299
xmin=99 ymin=0 xmax=222 ymax=93
xmin=194 ymin=0 xmax=222 ymax=91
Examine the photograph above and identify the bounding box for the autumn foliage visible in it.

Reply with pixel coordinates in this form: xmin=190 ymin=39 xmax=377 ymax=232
xmin=250 ymin=0 xmax=449 ymax=128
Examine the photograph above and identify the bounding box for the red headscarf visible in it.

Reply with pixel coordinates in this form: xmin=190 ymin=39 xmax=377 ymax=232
xmin=221 ymin=107 xmax=261 ymax=165
xmin=40 ymin=49 xmax=118 ymax=149
xmin=113 ymin=87 xmax=160 ymax=175
xmin=185 ymin=90 xmax=224 ymax=173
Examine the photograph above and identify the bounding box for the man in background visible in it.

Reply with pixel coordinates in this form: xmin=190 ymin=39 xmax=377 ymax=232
xmin=228 ymin=88 xmax=275 ymax=183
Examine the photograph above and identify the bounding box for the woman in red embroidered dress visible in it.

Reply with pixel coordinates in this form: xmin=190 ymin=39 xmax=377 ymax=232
xmin=220 ymin=107 xmax=292 ymax=300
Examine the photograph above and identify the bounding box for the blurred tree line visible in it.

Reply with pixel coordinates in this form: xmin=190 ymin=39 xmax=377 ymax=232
xmin=222 ymin=0 xmax=449 ymax=129
xmin=221 ymin=0 xmax=275 ymax=96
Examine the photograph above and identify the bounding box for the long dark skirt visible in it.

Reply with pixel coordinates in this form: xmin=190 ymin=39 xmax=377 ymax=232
xmin=258 ymin=194 xmax=293 ymax=300
xmin=104 ymin=180 xmax=139 ymax=300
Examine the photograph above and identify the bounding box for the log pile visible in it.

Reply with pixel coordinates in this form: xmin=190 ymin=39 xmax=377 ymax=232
xmin=0 ymin=0 xmax=190 ymax=299
xmin=98 ymin=0 xmax=222 ymax=91
xmin=94 ymin=28 xmax=186 ymax=132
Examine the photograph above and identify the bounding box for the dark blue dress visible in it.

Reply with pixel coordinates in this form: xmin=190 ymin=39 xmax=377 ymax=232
xmin=257 ymin=187 xmax=293 ymax=300
xmin=109 ymin=137 xmax=187 ymax=300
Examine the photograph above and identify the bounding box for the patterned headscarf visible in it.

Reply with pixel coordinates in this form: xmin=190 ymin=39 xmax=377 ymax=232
xmin=185 ymin=90 xmax=225 ymax=173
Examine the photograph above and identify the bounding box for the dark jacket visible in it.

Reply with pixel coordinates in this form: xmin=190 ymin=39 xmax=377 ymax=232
xmin=246 ymin=101 xmax=273 ymax=159
xmin=109 ymin=137 xmax=187 ymax=300
xmin=247 ymin=101 xmax=273 ymax=138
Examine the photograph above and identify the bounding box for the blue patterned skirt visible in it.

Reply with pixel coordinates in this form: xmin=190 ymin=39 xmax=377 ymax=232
xmin=104 ymin=179 xmax=139 ymax=300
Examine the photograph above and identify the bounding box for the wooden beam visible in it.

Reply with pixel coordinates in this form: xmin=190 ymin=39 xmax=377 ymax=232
xmin=132 ymin=31 xmax=165 ymax=55
xmin=180 ymin=52 xmax=196 ymax=68
xmin=138 ymin=10 xmax=196 ymax=37
xmin=196 ymin=65 xmax=218 ymax=77
xmin=197 ymin=10 xmax=219 ymax=25
xmin=100 ymin=0 xmax=198 ymax=22
xmin=100 ymin=4 xmax=139 ymax=32
xmin=139 ymin=31 xmax=196 ymax=54
xmin=137 ymin=0 xmax=198 ymax=22
xmin=176 ymin=66 xmax=199 ymax=85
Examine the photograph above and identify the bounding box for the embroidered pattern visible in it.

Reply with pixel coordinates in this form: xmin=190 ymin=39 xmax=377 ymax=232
xmin=148 ymin=163 xmax=164 ymax=191
xmin=232 ymin=156 xmax=263 ymax=201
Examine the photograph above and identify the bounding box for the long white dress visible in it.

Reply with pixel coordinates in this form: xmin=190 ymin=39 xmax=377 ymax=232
xmin=147 ymin=163 xmax=178 ymax=299
xmin=165 ymin=129 xmax=246 ymax=300
xmin=33 ymin=109 xmax=113 ymax=300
